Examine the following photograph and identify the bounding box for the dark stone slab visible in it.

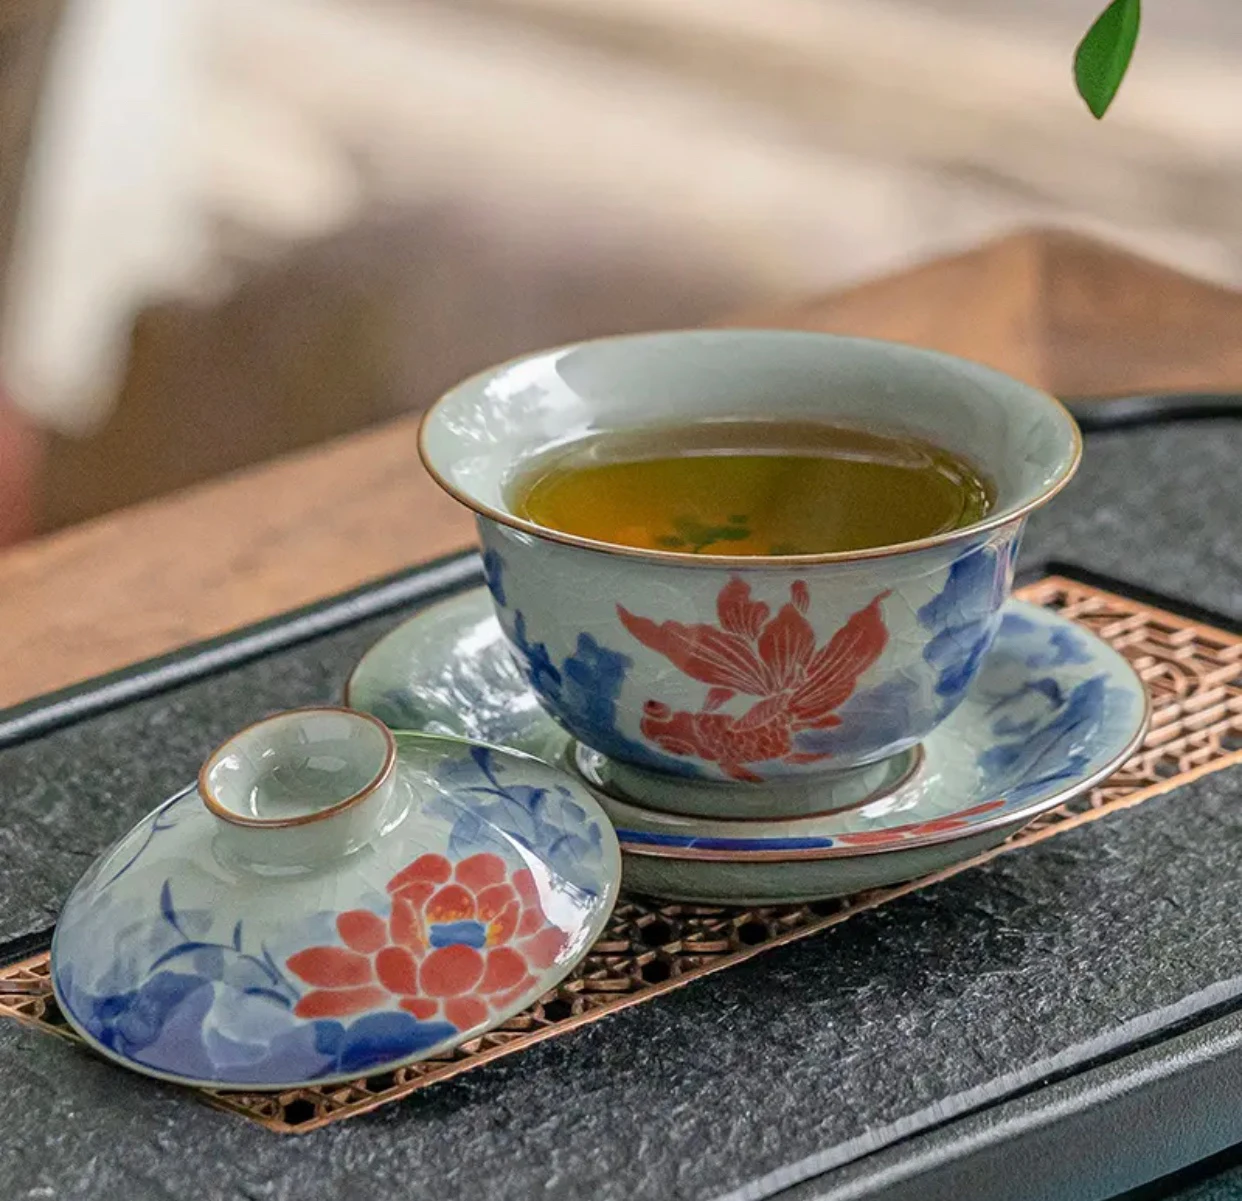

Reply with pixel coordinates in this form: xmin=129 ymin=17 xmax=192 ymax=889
xmin=1024 ymin=420 xmax=1242 ymax=616
xmin=2 ymin=763 xmax=1242 ymax=1201
xmin=1 ymin=420 xmax=1241 ymax=1200
xmin=0 ymin=611 xmax=405 ymax=941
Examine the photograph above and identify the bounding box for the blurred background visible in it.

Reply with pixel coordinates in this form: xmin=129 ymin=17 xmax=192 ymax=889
xmin=1 ymin=0 xmax=1241 ymax=543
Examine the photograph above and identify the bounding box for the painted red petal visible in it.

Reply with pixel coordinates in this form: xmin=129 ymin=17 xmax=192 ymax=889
xmin=454 ymin=853 xmax=507 ymax=894
xmin=835 ymin=799 xmax=1006 ymax=845
xmin=336 ymin=909 xmax=387 ymax=954
xmin=293 ymin=985 xmax=386 ymax=1019
xmin=791 ymin=581 xmax=810 ymax=613
xmin=788 ymin=592 xmax=889 ymax=722
xmin=639 ymin=706 xmax=704 ymax=758
xmin=516 ymin=906 xmax=546 ymax=938
xmin=480 ymin=946 xmax=528 ymax=994
xmin=390 ymin=880 xmax=436 ymax=910
xmin=400 ymin=997 xmax=440 ymax=1021
xmin=488 ymin=899 xmax=521 ymax=946
xmin=616 ymin=607 xmax=771 ymax=694
xmin=425 ymin=883 xmax=476 ymax=924
xmin=387 ymin=853 xmax=452 ymax=895
xmin=834 ymin=829 xmax=901 ymax=846
xmin=444 ymin=996 xmax=490 ymax=1031
xmin=520 ymin=926 xmax=569 ymax=969
xmin=716 ymin=577 xmax=770 ymax=639
xmin=511 ymin=868 xmax=539 ymax=906
xmin=375 ymin=946 xmax=420 ymax=995
xmin=723 ymin=763 xmax=764 ymax=782
xmin=703 ymin=687 xmax=735 ymax=711
xmin=491 ymin=976 xmax=538 ymax=1010
xmin=731 ymin=694 xmax=790 ymax=732
xmin=286 ymin=946 xmax=373 ymax=988
xmin=757 ymin=603 xmax=816 ymax=689
xmin=476 ymin=882 xmax=517 ymax=921
xmin=389 ymin=897 xmax=428 ymax=955
xmin=419 ymin=945 xmax=485 ymax=997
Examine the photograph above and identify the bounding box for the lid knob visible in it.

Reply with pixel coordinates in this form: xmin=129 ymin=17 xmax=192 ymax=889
xmin=199 ymin=707 xmax=398 ymax=870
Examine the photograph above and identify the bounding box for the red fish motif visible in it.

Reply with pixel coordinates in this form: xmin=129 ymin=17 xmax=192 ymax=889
xmin=617 ymin=578 xmax=890 ymax=781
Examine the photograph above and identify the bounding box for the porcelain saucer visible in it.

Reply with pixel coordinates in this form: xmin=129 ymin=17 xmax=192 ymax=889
xmin=347 ymin=588 xmax=1149 ymax=904
xmin=51 ymin=725 xmax=620 ymax=1090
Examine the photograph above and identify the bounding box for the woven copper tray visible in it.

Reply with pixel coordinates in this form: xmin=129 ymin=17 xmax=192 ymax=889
xmin=3 ymin=574 xmax=1240 ymax=1134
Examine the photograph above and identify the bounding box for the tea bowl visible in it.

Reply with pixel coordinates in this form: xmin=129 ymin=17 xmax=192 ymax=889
xmin=419 ymin=330 xmax=1080 ymax=817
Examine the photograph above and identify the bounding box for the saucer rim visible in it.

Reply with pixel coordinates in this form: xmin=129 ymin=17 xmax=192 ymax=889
xmin=606 ymin=691 xmax=1150 ymax=862
xmin=50 ymin=731 xmax=622 ymax=1093
xmin=347 ymin=589 xmax=1151 ymax=864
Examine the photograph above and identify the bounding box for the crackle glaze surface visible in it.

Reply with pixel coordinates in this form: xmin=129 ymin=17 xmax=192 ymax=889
xmin=348 ymin=587 xmax=1147 ymax=901
xmin=418 ymin=330 xmax=1079 ymax=785
xmin=51 ymin=735 xmax=620 ymax=1090
xmin=476 ymin=527 xmax=1022 ymax=784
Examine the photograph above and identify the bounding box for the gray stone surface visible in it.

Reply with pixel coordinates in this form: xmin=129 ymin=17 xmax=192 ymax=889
xmin=1023 ymin=421 xmax=1242 ymax=617
xmin=4 ymin=765 xmax=1242 ymax=1201
xmin=1 ymin=420 xmax=1241 ymax=1200
xmin=1170 ymin=1168 xmax=1242 ymax=1201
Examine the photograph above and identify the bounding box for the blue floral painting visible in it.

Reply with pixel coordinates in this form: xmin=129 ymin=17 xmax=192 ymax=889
xmin=53 ymin=739 xmax=614 ymax=1088
xmin=483 ymin=551 xmax=699 ymax=777
xmin=976 ymin=669 xmax=1135 ymax=803
xmin=918 ymin=537 xmax=1015 ymax=718
xmin=428 ymin=744 xmax=606 ymax=893
xmin=795 ymin=538 xmax=1015 ymax=757
xmin=58 ymin=873 xmax=459 ymax=1084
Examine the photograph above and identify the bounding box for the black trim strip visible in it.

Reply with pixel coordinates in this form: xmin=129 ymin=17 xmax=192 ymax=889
xmin=760 ymin=1007 xmax=1242 ymax=1201
xmin=1064 ymin=392 xmax=1242 ymax=434
xmin=0 ymin=550 xmax=484 ymax=750
xmin=0 ymin=926 xmax=56 ymax=969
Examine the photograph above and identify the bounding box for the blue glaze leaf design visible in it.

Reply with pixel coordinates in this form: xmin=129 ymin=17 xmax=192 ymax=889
xmin=103 ymin=799 xmax=181 ymax=889
xmin=794 ymin=677 xmax=923 ymax=756
xmin=511 ymin=612 xmax=562 ymax=696
xmin=159 ymin=881 xmax=179 ymax=932
xmin=998 ymin=612 xmax=1094 ymax=668
xmin=430 ymin=744 xmax=605 ymax=893
xmin=482 ymin=547 xmax=506 ymax=606
xmin=148 ymin=941 xmax=218 ymax=972
xmin=978 ymin=674 xmax=1115 ymax=803
xmin=311 ymin=1012 xmax=458 ymax=1076
xmin=918 ymin=539 xmax=1013 ymax=715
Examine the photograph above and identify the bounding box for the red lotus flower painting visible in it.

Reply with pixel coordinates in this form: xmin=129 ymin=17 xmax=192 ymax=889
xmin=285 ymin=852 xmax=568 ymax=1032
xmin=617 ymin=578 xmax=890 ymax=781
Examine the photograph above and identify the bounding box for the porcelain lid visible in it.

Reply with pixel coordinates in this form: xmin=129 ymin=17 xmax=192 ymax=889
xmin=51 ymin=713 xmax=621 ymax=1090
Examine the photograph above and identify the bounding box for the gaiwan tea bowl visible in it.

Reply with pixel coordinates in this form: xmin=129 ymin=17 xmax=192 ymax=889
xmin=419 ymin=330 xmax=1080 ymax=819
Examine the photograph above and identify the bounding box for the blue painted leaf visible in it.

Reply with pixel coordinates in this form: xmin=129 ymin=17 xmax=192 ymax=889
xmin=148 ymin=941 xmax=217 ymax=971
xmin=159 ymin=881 xmax=177 ymax=929
xmin=232 ymin=920 xmax=243 ymax=951
xmin=242 ymin=986 xmax=294 ymax=1008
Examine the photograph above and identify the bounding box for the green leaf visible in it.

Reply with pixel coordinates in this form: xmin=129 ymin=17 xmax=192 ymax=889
xmin=1074 ymin=0 xmax=1141 ymax=118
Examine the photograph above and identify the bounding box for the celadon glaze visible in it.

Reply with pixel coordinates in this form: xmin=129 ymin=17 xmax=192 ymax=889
xmin=419 ymin=330 xmax=1080 ymax=805
xmin=51 ymin=717 xmax=620 ymax=1090
xmin=348 ymin=587 xmax=1149 ymax=904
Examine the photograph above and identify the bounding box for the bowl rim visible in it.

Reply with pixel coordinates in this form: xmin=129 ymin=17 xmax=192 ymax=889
xmin=417 ymin=329 xmax=1083 ymax=567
